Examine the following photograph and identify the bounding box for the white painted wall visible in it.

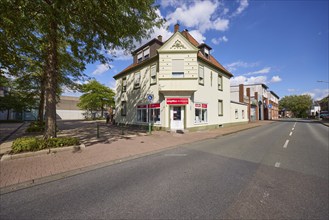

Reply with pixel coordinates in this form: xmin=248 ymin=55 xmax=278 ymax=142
xmin=230 ymin=102 xmax=248 ymax=123
xmin=56 ymin=110 xmax=86 ymax=120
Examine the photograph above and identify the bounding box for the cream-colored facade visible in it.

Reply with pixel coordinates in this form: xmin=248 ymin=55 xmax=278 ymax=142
xmin=114 ymin=28 xmax=247 ymax=131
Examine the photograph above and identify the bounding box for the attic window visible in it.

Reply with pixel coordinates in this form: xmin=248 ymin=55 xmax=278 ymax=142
xmin=204 ymin=48 xmax=209 ymax=59
xmin=137 ymin=52 xmax=143 ymax=63
xmin=144 ymin=47 xmax=150 ymax=59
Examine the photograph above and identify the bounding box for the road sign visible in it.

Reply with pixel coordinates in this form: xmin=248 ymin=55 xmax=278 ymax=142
xmin=147 ymin=94 xmax=153 ymax=102
xmin=268 ymin=104 xmax=273 ymax=109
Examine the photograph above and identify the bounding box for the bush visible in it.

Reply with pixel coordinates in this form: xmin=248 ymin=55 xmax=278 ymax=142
xmin=26 ymin=122 xmax=45 ymax=132
xmin=12 ymin=136 xmax=80 ymax=153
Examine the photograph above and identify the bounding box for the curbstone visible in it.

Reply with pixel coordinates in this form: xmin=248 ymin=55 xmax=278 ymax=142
xmin=0 ymin=145 xmax=83 ymax=161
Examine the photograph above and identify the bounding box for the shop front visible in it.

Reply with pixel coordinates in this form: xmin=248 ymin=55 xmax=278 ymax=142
xmin=166 ymin=97 xmax=189 ymax=131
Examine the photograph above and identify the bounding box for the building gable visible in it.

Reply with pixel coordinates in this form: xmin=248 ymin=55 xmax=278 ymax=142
xmin=158 ymin=32 xmax=199 ymax=53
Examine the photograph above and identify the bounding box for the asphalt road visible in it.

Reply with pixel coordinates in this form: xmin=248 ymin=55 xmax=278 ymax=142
xmin=1 ymin=120 xmax=328 ymax=219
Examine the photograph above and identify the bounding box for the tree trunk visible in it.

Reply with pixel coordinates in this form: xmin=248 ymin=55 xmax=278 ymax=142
xmin=38 ymin=72 xmax=46 ymax=125
xmin=44 ymin=20 xmax=58 ymax=139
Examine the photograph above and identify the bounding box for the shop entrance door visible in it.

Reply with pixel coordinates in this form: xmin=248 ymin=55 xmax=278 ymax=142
xmin=170 ymin=106 xmax=184 ymax=130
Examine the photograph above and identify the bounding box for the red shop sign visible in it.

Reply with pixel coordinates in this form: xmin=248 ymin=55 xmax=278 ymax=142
xmin=195 ymin=103 xmax=201 ymax=108
xmin=166 ymin=98 xmax=189 ymax=105
xmin=148 ymin=103 xmax=160 ymax=108
xmin=202 ymin=104 xmax=207 ymax=108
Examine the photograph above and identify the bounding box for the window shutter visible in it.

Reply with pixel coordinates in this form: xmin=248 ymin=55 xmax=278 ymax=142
xmin=144 ymin=48 xmax=150 ymax=56
xmin=172 ymin=59 xmax=184 ymax=72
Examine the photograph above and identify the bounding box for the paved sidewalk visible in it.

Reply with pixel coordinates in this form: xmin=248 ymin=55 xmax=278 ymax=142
xmin=0 ymin=121 xmax=273 ymax=192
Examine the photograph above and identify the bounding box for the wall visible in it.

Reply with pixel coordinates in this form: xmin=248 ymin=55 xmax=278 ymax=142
xmin=230 ymin=102 xmax=248 ymax=123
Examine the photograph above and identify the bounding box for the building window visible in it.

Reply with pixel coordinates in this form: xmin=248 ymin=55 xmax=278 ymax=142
xmin=195 ymin=103 xmax=208 ymax=123
xmin=143 ymin=47 xmax=150 ymax=60
xmin=122 ymin=77 xmax=127 ymax=92
xmin=121 ymin=101 xmax=127 ymax=116
xmin=242 ymin=110 xmax=245 ymax=119
xmin=172 ymin=59 xmax=184 ymax=77
xmin=204 ymin=48 xmax=209 ymax=59
xmin=137 ymin=105 xmax=148 ymax=123
xmin=218 ymin=100 xmax=223 ymax=116
xmin=150 ymin=64 xmax=157 ymax=85
xmin=235 ymin=109 xmax=238 ymax=119
xmin=198 ymin=65 xmax=204 ymax=85
xmin=137 ymin=52 xmax=143 ymax=63
xmin=210 ymin=71 xmax=213 ymax=87
xmin=134 ymin=72 xmax=140 ymax=89
xmin=218 ymin=74 xmax=223 ymax=91
xmin=137 ymin=103 xmax=161 ymax=124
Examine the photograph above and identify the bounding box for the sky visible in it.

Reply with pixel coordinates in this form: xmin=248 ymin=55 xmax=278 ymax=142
xmin=64 ymin=0 xmax=329 ymax=101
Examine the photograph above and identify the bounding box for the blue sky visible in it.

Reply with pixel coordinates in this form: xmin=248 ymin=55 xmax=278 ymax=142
xmin=64 ymin=0 xmax=328 ymax=100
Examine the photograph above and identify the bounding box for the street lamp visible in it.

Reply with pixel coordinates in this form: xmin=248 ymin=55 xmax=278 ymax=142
xmin=316 ymin=80 xmax=329 ymax=112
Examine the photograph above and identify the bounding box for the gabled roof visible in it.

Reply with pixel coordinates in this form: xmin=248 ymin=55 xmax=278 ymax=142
xmin=114 ymin=29 xmax=233 ymax=79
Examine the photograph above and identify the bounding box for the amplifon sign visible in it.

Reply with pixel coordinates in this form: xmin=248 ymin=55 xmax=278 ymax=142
xmin=166 ymin=98 xmax=189 ymax=105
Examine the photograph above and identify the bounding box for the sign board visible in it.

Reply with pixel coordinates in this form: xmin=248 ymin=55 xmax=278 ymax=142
xmin=166 ymin=98 xmax=189 ymax=105
xmin=147 ymin=94 xmax=153 ymax=102
xmin=268 ymin=104 xmax=273 ymax=109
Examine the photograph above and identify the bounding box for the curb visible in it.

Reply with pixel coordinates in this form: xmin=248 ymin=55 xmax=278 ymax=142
xmin=0 ymin=144 xmax=85 ymax=161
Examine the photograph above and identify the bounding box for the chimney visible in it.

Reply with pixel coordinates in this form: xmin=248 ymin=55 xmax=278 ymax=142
xmin=239 ymin=84 xmax=244 ymax=103
xmin=157 ymin=35 xmax=162 ymax=42
xmin=174 ymin=23 xmax=180 ymax=33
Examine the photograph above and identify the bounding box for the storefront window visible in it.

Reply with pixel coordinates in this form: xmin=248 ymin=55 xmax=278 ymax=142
xmin=195 ymin=103 xmax=208 ymax=123
xmin=137 ymin=103 xmax=161 ymax=124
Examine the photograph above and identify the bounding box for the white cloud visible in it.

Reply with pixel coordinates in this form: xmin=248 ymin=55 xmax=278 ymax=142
xmin=166 ymin=1 xmax=229 ymax=33
xmin=288 ymin=88 xmax=296 ymax=93
xmin=232 ymin=0 xmax=249 ymax=17
xmin=225 ymin=61 xmax=259 ymax=72
xmin=230 ymin=75 xmax=267 ymax=86
xmin=108 ymin=48 xmax=132 ymax=61
xmin=244 ymin=67 xmax=271 ymax=76
xmin=92 ymin=63 xmax=112 ymax=75
xmin=189 ymin=30 xmax=206 ymax=43
xmin=211 ymin=36 xmax=228 ymax=45
xmin=270 ymin=75 xmax=282 ymax=83
xmin=303 ymin=88 xmax=329 ymax=100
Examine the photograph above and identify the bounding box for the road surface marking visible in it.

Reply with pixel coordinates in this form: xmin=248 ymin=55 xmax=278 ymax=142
xmin=289 ymin=132 xmax=293 ymax=136
xmin=292 ymin=127 xmax=295 ymax=131
xmin=283 ymin=140 xmax=289 ymax=148
xmin=275 ymin=162 xmax=281 ymax=167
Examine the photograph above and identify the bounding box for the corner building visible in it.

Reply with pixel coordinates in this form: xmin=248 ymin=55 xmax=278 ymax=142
xmin=114 ymin=25 xmax=248 ymax=131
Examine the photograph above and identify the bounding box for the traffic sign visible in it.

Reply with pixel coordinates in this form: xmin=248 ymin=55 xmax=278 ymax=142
xmin=147 ymin=94 xmax=153 ymax=102
xmin=268 ymin=104 xmax=273 ymax=109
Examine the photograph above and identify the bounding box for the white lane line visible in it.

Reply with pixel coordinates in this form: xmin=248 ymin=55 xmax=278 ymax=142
xmin=283 ymin=139 xmax=289 ymax=148
xmin=289 ymin=132 xmax=293 ymax=136
xmin=275 ymin=162 xmax=281 ymax=168
xmin=292 ymin=127 xmax=295 ymax=131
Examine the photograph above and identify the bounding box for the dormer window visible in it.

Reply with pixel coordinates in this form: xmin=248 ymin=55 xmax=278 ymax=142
xmin=204 ymin=48 xmax=209 ymax=59
xmin=143 ymin=47 xmax=150 ymax=60
xmin=137 ymin=52 xmax=143 ymax=63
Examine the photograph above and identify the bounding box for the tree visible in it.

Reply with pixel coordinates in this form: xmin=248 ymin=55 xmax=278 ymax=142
xmin=318 ymin=95 xmax=329 ymax=111
xmin=279 ymin=95 xmax=313 ymax=118
xmin=1 ymin=0 xmax=163 ymax=138
xmin=78 ymin=80 xmax=115 ymax=119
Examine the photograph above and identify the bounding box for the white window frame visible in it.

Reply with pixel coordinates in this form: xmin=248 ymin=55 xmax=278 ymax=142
xmin=143 ymin=47 xmax=150 ymax=59
xmin=137 ymin=52 xmax=143 ymax=63
xmin=121 ymin=101 xmax=127 ymax=116
xmin=122 ymin=77 xmax=127 ymax=92
xmin=218 ymin=100 xmax=223 ymax=116
xmin=150 ymin=64 xmax=157 ymax=85
xmin=137 ymin=105 xmax=148 ymax=123
xmin=194 ymin=103 xmax=208 ymax=124
xmin=218 ymin=74 xmax=223 ymax=91
xmin=134 ymin=72 xmax=141 ymax=89
xmin=198 ymin=65 xmax=204 ymax=85
xmin=172 ymin=59 xmax=184 ymax=78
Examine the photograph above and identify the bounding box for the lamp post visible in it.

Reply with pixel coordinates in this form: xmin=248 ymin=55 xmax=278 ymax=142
xmin=317 ymin=80 xmax=329 ymax=112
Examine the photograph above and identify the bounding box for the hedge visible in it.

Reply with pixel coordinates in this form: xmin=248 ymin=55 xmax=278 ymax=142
xmin=12 ymin=136 xmax=80 ymax=153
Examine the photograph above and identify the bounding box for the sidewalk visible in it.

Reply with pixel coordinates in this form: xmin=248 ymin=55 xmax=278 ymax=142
xmin=0 ymin=121 xmax=273 ymax=192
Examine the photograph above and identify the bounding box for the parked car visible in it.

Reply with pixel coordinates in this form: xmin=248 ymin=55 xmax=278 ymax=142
xmin=320 ymin=111 xmax=329 ymax=119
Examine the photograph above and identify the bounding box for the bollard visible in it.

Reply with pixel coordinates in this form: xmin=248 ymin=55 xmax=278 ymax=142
xmin=97 ymin=123 xmax=100 ymax=138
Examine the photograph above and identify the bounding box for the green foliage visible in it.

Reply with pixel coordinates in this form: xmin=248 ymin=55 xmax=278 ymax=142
xmin=318 ymin=95 xmax=329 ymax=111
xmin=78 ymin=80 xmax=115 ymax=113
xmin=279 ymin=94 xmax=313 ymax=118
xmin=12 ymin=136 xmax=80 ymax=154
xmin=1 ymin=0 xmax=163 ymax=138
xmin=26 ymin=122 xmax=45 ymax=133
